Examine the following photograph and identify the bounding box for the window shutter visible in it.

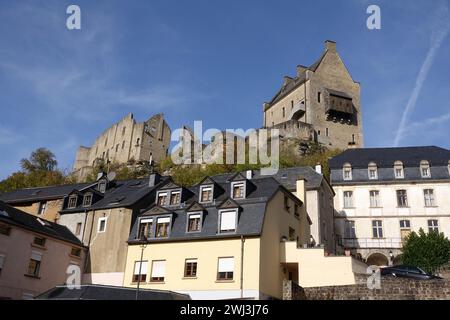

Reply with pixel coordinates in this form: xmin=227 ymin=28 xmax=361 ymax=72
xmin=151 ymin=261 xmax=166 ymax=278
xmin=134 ymin=261 xmax=148 ymax=275
xmin=186 ymin=259 xmax=197 ymax=264
xmin=189 ymin=214 xmax=201 ymax=219
xmin=220 ymin=211 xmax=236 ymax=231
xmin=157 ymin=217 xmax=171 ymax=224
xmin=140 ymin=218 xmax=153 ymax=224
xmin=218 ymin=257 xmax=234 ymax=272
xmin=31 ymin=251 xmax=42 ymax=261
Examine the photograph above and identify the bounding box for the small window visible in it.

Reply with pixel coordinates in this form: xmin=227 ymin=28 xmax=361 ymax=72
xmin=0 ymin=223 xmax=11 ymax=236
xmin=424 ymin=189 xmax=435 ymax=207
xmin=219 ymin=210 xmax=237 ymax=233
xmin=318 ymin=92 xmax=321 ymax=103
xmin=169 ymin=191 xmax=181 ymax=206
xmin=344 ymin=221 xmax=356 ymax=238
xmin=98 ymin=181 xmax=107 ymax=193
xmin=231 ymin=182 xmax=245 ymax=199
xmin=157 ymin=192 xmax=168 ymax=206
xmin=83 ymin=193 xmax=93 ymax=207
xmin=200 ymin=186 xmax=213 ymax=203
xmin=368 ymin=162 xmax=378 ymax=180
xmin=396 ymin=190 xmax=408 ymax=207
xmin=70 ymin=247 xmax=81 ymax=257
xmin=372 ymin=220 xmax=383 ymax=238
xmin=75 ymin=222 xmax=82 ymax=236
xmin=394 ymin=161 xmax=404 ymax=179
xmin=369 ymin=190 xmax=381 ymax=207
xmin=122 ymin=141 xmax=125 ymax=149
xmin=104 ymin=137 xmax=108 ymax=146
xmin=282 ymin=107 xmax=285 ymax=118
xmin=37 ymin=202 xmax=47 ymax=216
xmin=187 ymin=213 xmax=202 ymax=233
xmin=184 ymin=259 xmax=198 ymax=278
xmin=150 ymin=260 xmax=165 ymax=282
xmin=155 ymin=217 xmax=170 ymax=238
xmin=68 ymin=196 xmax=77 ymax=209
xmin=343 ymin=163 xmax=352 ymax=180
xmin=343 ymin=191 xmax=353 ymax=208
xmin=136 ymin=138 xmax=140 ymax=146
xmin=133 ymin=261 xmax=148 ymax=283
xmin=428 ymin=220 xmax=439 ymax=233
xmin=217 ymin=257 xmax=234 ymax=281
xmin=98 ymin=217 xmax=107 ymax=233
xmin=326 ymin=128 xmax=329 ymax=137
xmin=420 ymin=160 xmax=431 ymax=178
xmin=27 ymin=252 xmax=42 ymax=277
xmin=122 ymin=126 xmax=126 ymax=136
xmin=33 ymin=237 xmax=46 ymax=247
xmin=400 ymin=220 xmax=411 ymax=229
xmin=138 ymin=218 xmax=154 ymax=239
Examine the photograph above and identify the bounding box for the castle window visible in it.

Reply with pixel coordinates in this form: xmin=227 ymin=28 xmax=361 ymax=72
xmin=368 ymin=162 xmax=378 ymax=180
xmin=104 ymin=137 xmax=108 ymax=146
xmin=326 ymin=128 xmax=329 ymax=137
xmin=343 ymin=163 xmax=352 ymax=180
xmin=136 ymin=138 xmax=140 ymax=146
xmin=352 ymin=134 xmax=355 ymax=143
xmin=318 ymin=92 xmax=321 ymax=103
xmin=318 ymin=130 xmax=321 ymax=136
xmin=394 ymin=161 xmax=404 ymax=179
xmin=122 ymin=141 xmax=125 ymax=149
xmin=122 ymin=127 xmax=126 ymax=136
xmin=282 ymin=107 xmax=285 ymax=118
xmin=68 ymin=195 xmax=77 ymax=209
xmin=115 ymin=144 xmax=119 ymax=152
xmin=420 ymin=160 xmax=431 ymax=178
xmin=291 ymin=101 xmax=294 ymax=109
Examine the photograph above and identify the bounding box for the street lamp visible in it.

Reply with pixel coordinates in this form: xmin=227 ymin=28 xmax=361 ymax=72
xmin=135 ymin=235 xmax=148 ymax=301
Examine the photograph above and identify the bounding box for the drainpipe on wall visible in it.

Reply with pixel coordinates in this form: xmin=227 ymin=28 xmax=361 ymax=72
xmin=240 ymin=235 xmax=245 ymax=299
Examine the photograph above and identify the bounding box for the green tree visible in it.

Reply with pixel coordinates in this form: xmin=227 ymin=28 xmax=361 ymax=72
xmin=20 ymin=148 xmax=57 ymax=172
xmin=401 ymin=228 xmax=450 ymax=274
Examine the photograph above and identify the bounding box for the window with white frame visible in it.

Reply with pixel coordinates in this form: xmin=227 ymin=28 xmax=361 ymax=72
xmin=428 ymin=220 xmax=439 ymax=233
xmin=83 ymin=193 xmax=93 ymax=207
xmin=217 ymin=257 xmax=234 ymax=281
xmin=423 ymin=189 xmax=436 ymax=207
xmin=157 ymin=192 xmax=168 ymax=206
xmin=344 ymin=221 xmax=356 ymax=238
xmin=150 ymin=260 xmax=165 ymax=282
xmin=420 ymin=160 xmax=431 ymax=178
xmin=155 ymin=217 xmax=170 ymax=238
xmin=169 ymin=191 xmax=181 ymax=206
xmin=372 ymin=220 xmax=383 ymax=238
xmin=68 ymin=195 xmax=77 ymax=209
xmin=368 ymin=162 xmax=378 ymax=180
xmin=37 ymin=202 xmax=47 ymax=215
xmin=138 ymin=218 xmax=154 ymax=239
xmin=184 ymin=259 xmax=198 ymax=278
xmin=343 ymin=163 xmax=352 ymax=181
xmin=0 ymin=254 xmax=5 ymax=275
xmin=400 ymin=220 xmax=411 ymax=229
xmin=219 ymin=210 xmax=237 ymax=233
xmin=369 ymin=190 xmax=381 ymax=207
xmin=231 ymin=182 xmax=245 ymax=199
xmin=343 ymin=191 xmax=353 ymax=208
xmin=133 ymin=261 xmax=148 ymax=283
xmin=187 ymin=213 xmax=202 ymax=232
xmin=394 ymin=161 xmax=404 ymax=179
xmin=27 ymin=251 xmax=42 ymax=277
xmin=396 ymin=190 xmax=408 ymax=207
xmin=97 ymin=217 xmax=107 ymax=233
xmin=200 ymin=185 xmax=213 ymax=203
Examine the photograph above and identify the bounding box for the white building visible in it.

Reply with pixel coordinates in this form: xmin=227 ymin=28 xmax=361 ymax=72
xmin=329 ymin=146 xmax=450 ymax=266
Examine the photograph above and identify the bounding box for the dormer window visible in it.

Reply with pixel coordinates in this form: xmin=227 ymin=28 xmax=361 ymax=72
xmin=368 ymin=162 xmax=378 ymax=180
xmin=83 ymin=193 xmax=93 ymax=207
xmin=219 ymin=209 xmax=238 ymax=233
xmin=138 ymin=218 xmax=154 ymax=239
xmin=68 ymin=195 xmax=77 ymax=209
xmin=420 ymin=160 xmax=431 ymax=178
xmin=169 ymin=191 xmax=181 ymax=206
xmin=394 ymin=161 xmax=404 ymax=179
xmin=155 ymin=217 xmax=171 ymax=238
xmin=187 ymin=213 xmax=202 ymax=233
xmin=343 ymin=163 xmax=352 ymax=181
xmin=157 ymin=192 xmax=168 ymax=206
xmin=98 ymin=181 xmax=107 ymax=193
xmin=199 ymin=185 xmax=213 ymax=203
xmin=231 ymin=182 xmax=245 ymax=199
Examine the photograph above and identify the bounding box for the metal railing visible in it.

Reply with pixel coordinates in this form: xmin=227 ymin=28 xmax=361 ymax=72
xmin=342 ymin=237 xmax=403 ymax=249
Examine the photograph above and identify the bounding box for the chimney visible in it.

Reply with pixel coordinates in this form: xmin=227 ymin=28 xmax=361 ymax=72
xmin=296 ymin=65 xmax=307 ymax=77
xmin=295 ymin=179 xmax=307 ymax=204
xmin=246 ymin=170 xmax=253 ymax=180
xmin=148 ymin=173 xmax=161 ymax=187
xmin=325 ymin=40 xmax=336 ymax=53
xmin=315 ymin=163 xmax=322 ymax=175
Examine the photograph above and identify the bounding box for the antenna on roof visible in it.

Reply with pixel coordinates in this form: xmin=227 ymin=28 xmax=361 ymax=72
xmin=107 ymin=171 xmax=116 ymax=182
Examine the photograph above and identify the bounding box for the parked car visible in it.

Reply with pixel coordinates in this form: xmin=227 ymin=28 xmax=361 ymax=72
xmin=380 ymin=265 xmax=442 ymax=280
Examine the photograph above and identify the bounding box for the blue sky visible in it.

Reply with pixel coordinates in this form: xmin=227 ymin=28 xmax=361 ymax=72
xmin=0 ymin=0 xmax=450 ymax=179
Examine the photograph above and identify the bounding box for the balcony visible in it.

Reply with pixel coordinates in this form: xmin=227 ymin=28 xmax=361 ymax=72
xmin=342 ymin=238 xmax=403 ymax=249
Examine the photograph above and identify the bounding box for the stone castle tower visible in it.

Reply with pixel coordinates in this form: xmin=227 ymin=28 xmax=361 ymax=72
xmin=263 ymin=40 xmax=364 ymax=150
xmin=73 ymin=113 xmax=171 ymax=181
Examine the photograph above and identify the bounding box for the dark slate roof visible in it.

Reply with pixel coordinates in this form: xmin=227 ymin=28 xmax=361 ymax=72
xmin=0 ymin=200 xmax=83 ymax=246
xmin=60 ymin=177 xmax=170 ymax=213
xmin=128 ymin=176 xmax=293 ymax=243
xmin=329 ymin=146 xmax=450 ymax=169
xmin=0 ymin=183 xmax=90 ymax=204
xmin=35 ymin=284 xmax=190 ymax=300
xmin=251 ymin=167 xmax=324 ymax=191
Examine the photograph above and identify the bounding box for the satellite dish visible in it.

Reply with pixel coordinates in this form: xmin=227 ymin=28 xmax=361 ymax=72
xmin=107 ymin=171 xmax=116 ymax=181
